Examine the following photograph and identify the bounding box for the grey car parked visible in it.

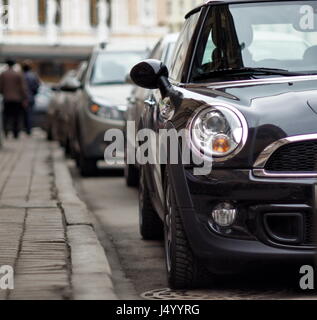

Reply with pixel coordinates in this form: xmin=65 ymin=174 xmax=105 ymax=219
xmin=46 ymin=69 xmax=78 ymax=142
xmin=125 ymin=33 xmax=179 ymax=186
xmin=0 ymin=63 xmax=6 ymax=148
xmin=0 ymin=94 xmax=3 ymax=148
xmin=71 ymin=44 xmax=145 ymax=176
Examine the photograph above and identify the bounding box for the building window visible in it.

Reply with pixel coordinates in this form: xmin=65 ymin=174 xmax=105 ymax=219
xmin=37 ymin=61 xmax=65 ymax=82
xmin=55 ymin=0 xmax=61 ymax=25
xmin=167 ymin=0 xmax=172 ymax=16
xmin=38 ymin=0 xmax=61 ymax=26
xmin=90 ymin=0 xmax=98 ymax=26
xmin=38 ymin=0 xmax=46 ymax=25
xmin=90 ymin=0 xmax=111 ymax=27
xmin=140 ymin=0 xmax=156 ymax=27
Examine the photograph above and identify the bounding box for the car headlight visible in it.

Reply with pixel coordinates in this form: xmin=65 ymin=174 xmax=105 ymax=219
xmin=89 ymin=97 xmax=126 ymax=121
xmin=187 ymin=104 xmax=248 ymax=162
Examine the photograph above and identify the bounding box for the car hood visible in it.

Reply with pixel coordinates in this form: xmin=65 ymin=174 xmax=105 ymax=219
xmin=180 ymin=76 xmax=317 ymax=167
xmin=87 ymin=84 xmax=132 ymax=106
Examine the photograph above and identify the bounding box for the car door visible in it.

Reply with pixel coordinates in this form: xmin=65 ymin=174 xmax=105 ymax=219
xmin=146 ymin=13 xmax=201 ymax=219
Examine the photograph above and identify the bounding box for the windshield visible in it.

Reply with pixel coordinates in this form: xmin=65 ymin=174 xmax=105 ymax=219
xmin=91 ymin=51 xmax=144 ymax=85
xmin=191 ymin=1 xmax=317 ymax=81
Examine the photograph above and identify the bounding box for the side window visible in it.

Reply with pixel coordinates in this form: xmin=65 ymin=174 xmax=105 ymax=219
xmin=169 ymin=12 xmax=200 ymax=82
xmin=162 ymin=43 xmax=176 ymax=70
xmin=81 ymin=54 xmax=93 ymax=85
xmin=201 ymin=33 xmax=216 ymax=65
xmin=78 ymin=62 xmax=88 ymax=83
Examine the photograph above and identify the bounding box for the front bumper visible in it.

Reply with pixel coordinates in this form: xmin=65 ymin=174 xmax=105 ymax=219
xmin=79 ymin=107 xmax=125 ymax=160
xmin=169 ymin=166 xmax=316 ymax=274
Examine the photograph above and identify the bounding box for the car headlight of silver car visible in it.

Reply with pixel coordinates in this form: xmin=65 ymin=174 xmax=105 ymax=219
xmin=187 ymin=104 xmax=248 ymax=162
xmin=89 ymin=97 xmax=126 ymax=121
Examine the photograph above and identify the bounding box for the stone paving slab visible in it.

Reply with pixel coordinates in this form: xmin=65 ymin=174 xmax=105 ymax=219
xmin=68 ymin=225 xmax=116 ymax=300
xmin=0 ymin=133 xmax=117 ymax=300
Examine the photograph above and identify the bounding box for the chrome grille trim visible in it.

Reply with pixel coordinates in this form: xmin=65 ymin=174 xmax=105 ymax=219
xmin=253 ymin=134 xmax=317 ymax=178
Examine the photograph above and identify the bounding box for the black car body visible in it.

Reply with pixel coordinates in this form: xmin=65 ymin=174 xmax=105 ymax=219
xmin=125 ymin=33 xmax=178 ymax=187
xmin=131 ymin=0 xmax=317 ymax=288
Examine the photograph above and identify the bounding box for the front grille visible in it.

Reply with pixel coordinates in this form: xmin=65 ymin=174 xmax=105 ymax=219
xmin=265 ymin=140 xmax=317 ymax=172
xmin=304 ymin=213 xmax=316 ymax=245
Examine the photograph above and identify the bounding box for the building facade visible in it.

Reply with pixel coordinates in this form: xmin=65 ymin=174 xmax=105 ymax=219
xmin=166 ymin=0 xmax=202 ymax=32
xmin=0 ymin=0 xmax=168 ymax=80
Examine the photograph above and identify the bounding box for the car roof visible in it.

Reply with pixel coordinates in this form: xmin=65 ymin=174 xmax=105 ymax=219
xmin=186 ymin=0 xmax=304 ymax=18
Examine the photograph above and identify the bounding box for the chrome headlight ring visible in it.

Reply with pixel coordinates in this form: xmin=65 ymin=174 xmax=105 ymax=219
xmin=186 ymin=103 xmax=248 ymax=163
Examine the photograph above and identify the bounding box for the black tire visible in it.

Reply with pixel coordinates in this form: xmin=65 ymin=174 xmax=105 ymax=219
xmin=79 ymin=154 xmax=98 ymax=177
xmin=125 ymin=164 xmax=139 ymax=187
xmin=139 ymin=166 xmax=163 ymax=240
xmin=164 ymin=172 xmax=211 ymax=289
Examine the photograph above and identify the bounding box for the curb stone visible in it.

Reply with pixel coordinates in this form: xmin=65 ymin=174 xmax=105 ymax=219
xmin=52 ymin=146 xmax=118 ymax=300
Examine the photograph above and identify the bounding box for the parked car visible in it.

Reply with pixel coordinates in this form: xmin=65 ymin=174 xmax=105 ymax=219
xmin=46 ymin=69 xmax=79 ymax=143
xmin=57 ymin=61 xmax=88 ymax=155
xmin=0 ymin=94 xmax=3 ymax=148
xmin=125 ymin=33 xmax=178 ymax=187
xmin=131 ymin=0 xmax=317 ymax=289
xmin=0 ymin=63 xmax=6 ymax=147
xmin=71 ymin=44 xmax=145 ymax=176
xmin=33 ymin=84 xmax=53 ymax=129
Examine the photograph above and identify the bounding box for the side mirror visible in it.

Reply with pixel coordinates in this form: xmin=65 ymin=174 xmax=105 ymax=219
xmin=60 ymin=78 xmax=82 ymax=92
xmin=130 ymin=59 xmax=170 ymax=94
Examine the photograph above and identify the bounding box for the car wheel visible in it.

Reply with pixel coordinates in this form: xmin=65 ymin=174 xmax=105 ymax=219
xmin=125 ymin=164 xmax=139 ymax=187
xmin=164 ymin=172 xmax=210 ymax=289
xmin=139 ymin=166 xmax=163 ymax=240
xmin=79 ymin=153 xmax=97 ymax=177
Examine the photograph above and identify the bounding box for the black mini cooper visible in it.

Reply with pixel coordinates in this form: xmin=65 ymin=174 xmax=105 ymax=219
xmin=130 ymin=0 xmax=317 ymax=289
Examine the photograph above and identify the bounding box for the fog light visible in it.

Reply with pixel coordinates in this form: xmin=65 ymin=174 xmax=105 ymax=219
xmin=212 ymin=202 xmax=237 ymax=227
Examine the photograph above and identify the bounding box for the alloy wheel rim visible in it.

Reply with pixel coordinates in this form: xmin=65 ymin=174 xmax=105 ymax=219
xmin=139 ymin=168 xmax=144 ymax=228
xmin=164 ymin=185 xmax=172 ymax=274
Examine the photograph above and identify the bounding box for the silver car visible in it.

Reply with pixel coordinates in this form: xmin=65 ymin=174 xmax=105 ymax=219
xmin=0 ymin=63 xmax=6 ymax=147
xmin=73 ymin=44 xmax=145 ymax=176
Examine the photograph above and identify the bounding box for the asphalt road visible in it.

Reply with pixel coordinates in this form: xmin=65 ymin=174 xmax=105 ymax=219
xmin=69 ymin=162 xmax=316 ymax=300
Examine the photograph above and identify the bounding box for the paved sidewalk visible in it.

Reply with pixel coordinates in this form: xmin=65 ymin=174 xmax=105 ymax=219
xmin=0 ymin=132 xmax=117 ymax=300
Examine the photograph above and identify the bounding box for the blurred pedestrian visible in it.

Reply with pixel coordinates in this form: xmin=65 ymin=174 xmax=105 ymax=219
xmin=22 ymin=60 xmax=40 ymax=135
xmin=0 ymin=59 xmax=28 ymax=139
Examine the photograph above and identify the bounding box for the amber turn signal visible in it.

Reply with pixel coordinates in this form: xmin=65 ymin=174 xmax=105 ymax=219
xmin=90 ymin=104 xmax=100 ymax=113
xmin=212 ymin=135 xmax=231 ymax=154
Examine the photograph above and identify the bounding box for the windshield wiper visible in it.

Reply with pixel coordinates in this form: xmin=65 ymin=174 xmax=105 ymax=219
xmin=193 ymin=67 xmax=303 ymax=81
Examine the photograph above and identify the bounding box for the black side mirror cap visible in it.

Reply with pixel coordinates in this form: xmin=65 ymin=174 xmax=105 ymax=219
xmin=130 ymin=59 xmax=170 ymax=93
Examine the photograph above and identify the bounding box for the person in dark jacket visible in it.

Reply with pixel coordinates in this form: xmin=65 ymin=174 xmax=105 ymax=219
xmin=0 ymin=59 xmax=28 ymax=139
xmin=22 ymin=60 xmax=40 ymax=135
